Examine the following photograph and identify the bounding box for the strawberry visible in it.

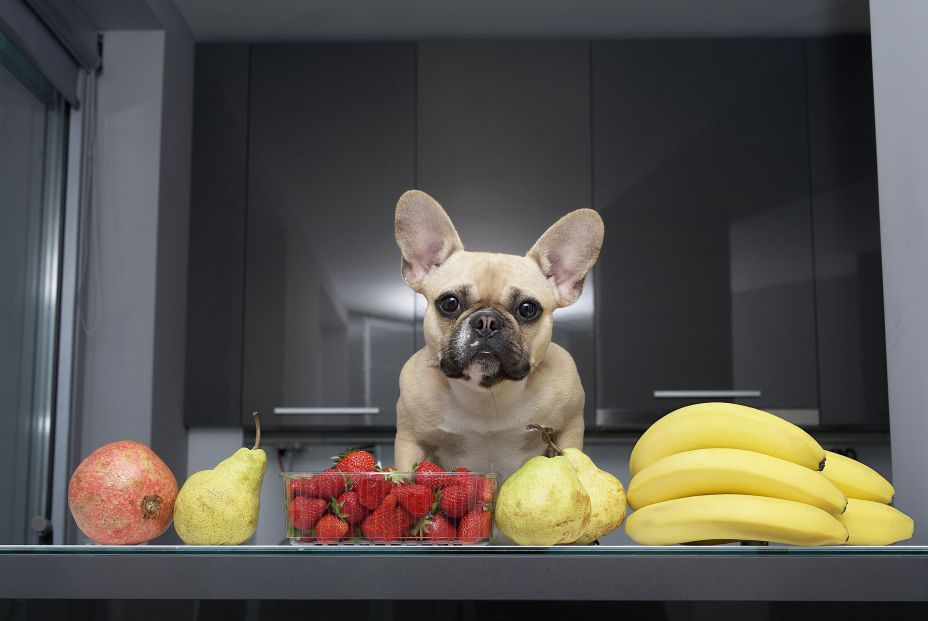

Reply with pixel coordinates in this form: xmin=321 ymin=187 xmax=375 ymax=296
xmin=412 ymin=513 xmax=456 ymax=542
xmin=394 ymin=506 xmax=416 ymax=540
xmin=332 ymin=449 xmax=378 ymax=473
xmin=346 ymin=521 xmax=365 ymax=541
xmin=413 ymin=460 xmax=450 ymax=489
xmin=449 ymin=467 xmax=480 ymax=491
xmin=378 ymin=491 xmax=398 ymax=512
xmin=457 ymin=506 xmax=493 ymax=544
xmin=294 ymin=469 xmax=346 ymax=500
xmin=289 ymin=477 xmax=314 ymax=497
xmin=394 ymin=483 xmax=435 ymax=518
xmin=314 ymin=514 xmax=349 ymax=543
xmin=361 ymin=493 xmax=402 ymax=543
xmin=288 ymin=496 xmax=328 ymax=531
xmin=438 ymin=483 xmax=477 ymax=518
xmin=333 ymin=491 xmax=367 ymax=525
xmin=439 ymin=471 xmax=479 ymax=518
xmin=477 ymin=476 xmax=496 ymax=504
xmin=356 ymin=470 xmax=405 ymax=510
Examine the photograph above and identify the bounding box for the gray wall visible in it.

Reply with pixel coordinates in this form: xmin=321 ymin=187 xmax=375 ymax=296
xmin=72 ymin=0 xmax=194 ymax=543
xmin=77 ymin=30 xmax=164 ymax=456
xmin=146 ymin=0 xmax=195 ymax=536
xmin=870 ymin=0 xmax=928 ymax=543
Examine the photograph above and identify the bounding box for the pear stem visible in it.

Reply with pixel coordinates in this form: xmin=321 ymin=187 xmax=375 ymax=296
xmin=251 ymin=411 xmax=261 ymax=450
xmin=527 ymin=424 xmax=562 ymax=456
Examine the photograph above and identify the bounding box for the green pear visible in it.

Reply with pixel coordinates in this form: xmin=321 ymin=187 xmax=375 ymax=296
xmin=562 ymin=447 xmax=627 ymax=544
xmin=174 ymin=412 xmax=266 ymax=545
xmin=494 ymin=426 xmax=591 ymax=545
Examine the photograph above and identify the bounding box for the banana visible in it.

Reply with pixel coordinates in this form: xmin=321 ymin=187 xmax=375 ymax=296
xmin=627 ymin=448 xmax=847 ymax=514
xmin=625 ymin=494 xmax=848 ymax=546
xmin=629 ymin=402 xmax=825 ymax=476
xmin=821 ymin=450 xmax=894 ymax=503
xmin=838 ymin=498 xmax=914 ymax=545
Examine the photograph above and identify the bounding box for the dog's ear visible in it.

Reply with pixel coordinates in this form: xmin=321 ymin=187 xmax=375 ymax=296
xmin=395 ymin=190 xmax=464 ymax=291
xmin=527 ymin=209 xmax=604 ymax=307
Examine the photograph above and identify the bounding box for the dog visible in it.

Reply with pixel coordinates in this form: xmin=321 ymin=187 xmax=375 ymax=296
xmin=393 ymin=190 xmax=604 ymax=483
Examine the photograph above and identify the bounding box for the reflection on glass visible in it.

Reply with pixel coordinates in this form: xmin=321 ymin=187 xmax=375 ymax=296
xmin=0 ymin=38 xmax=66 ymax=543
xmin=242 ymin=44 xmax=416 ymax=428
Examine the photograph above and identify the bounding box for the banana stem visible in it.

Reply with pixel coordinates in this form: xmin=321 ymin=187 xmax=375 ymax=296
xmin=252 ymin=411 xmax=261 ymax=450
xmin=527 ymin=424 xmax=562 ymax=456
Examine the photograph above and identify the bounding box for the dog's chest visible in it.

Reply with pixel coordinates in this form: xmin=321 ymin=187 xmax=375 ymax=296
xmin=428 ymin=425 xmax=542 ymax=482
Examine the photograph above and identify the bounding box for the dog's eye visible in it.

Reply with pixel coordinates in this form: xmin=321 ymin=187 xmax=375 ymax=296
xmin=437 ymin=295 xmax=460 ymax=315
xmin=518 ymin=301 xmax=539 ymax=320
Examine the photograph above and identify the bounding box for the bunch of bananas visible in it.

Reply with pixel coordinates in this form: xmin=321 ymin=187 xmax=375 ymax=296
xmin=624 ymin=402 xmax=914 ymax=546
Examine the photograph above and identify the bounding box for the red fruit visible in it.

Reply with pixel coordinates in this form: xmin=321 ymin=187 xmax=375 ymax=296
xmin=439 ymin=482 xmax=477 ymax=518
xmin=361 ymin=500 xmax=396 ymax=543
xmin=333 ymin=449 xmax=378 ymax=473
xmin=295 ymin=469 xmax=346 ymax=499
xmin=68 ymin=440 xmax=178 ymax=545
xmin=394 ymin=506 xmax=416 ymax=537
xmin=378 ymin=492 xmax=398 ymax=511
xmin=346 ymin=522 xmax=364 ymax=540
xmin=356 ymin=471 xmax=404 ymax=509
xmin=458 ymin=507 xmax=493 ymax=544
xmin=394 ymin=483 xmax=435 ymax=518
xmin=333 ymin=491 xmax=367 ymax=525
xmin=413 ymin=460 xmax=450 ymax=489
xmin=314 ymin=514 xmax=349 ymax=543
xmin=288 ymin=496 xmax=327 ymax=531
xmin=413 ymin=513 xmax=456 ymax=542
xmin=477 ymin=477 xmax=496 ymax=504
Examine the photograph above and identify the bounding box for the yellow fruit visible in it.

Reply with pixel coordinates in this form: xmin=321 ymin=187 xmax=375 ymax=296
xmin=822 ymin=451 xmax=894 ymax=503
xmin=627 ymin=448 xmax=846 ymax=514
xmin=838 ymin=498 xmax=914 ymax=545
xmin=630 ymin=402 xmax=824 ymax=476
xmin=625 ymin=494 xmax=848 ymax=546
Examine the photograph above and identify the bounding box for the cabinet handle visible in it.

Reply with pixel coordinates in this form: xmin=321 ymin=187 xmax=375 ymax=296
xmin=653 ymin=390 xmax=762 ymax=399
xmin=273 ymin=407 xmax=381 ymax=415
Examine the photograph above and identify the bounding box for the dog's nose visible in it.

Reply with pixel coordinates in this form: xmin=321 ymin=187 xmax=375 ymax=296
xmin=469 ymin=310 xmax=503 ymax=338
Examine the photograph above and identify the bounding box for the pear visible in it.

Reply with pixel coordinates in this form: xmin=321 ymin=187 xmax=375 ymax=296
xmin=174 ymin=412 xmax=267 ymax=545
xmin=562 ymin=447 xmax=627 ymax=544
xmin=494 ymin=426 xmax=592 ymax=545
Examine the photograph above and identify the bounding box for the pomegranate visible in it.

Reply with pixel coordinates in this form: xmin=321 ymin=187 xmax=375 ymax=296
xmin=68 ymin=440 xmax=178 ymax=544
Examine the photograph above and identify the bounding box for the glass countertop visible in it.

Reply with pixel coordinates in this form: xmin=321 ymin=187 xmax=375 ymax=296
xmin=1 ymin=544 xmax=926 ymax=556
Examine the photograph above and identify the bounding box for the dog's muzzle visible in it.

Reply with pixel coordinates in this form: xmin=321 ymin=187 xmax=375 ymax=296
xmin=439 ymin=309 xmax=531 ymax=387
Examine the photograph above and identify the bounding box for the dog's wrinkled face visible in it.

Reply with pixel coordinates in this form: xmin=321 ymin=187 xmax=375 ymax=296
xmin=421 ymin=252 xmax=556 ymax=387
xmin=395 ymin=190 xmax=603 ymax=389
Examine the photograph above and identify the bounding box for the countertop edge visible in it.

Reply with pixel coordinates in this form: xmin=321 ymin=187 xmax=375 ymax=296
xmin=1 ymin=547 xmax=927 ymax=601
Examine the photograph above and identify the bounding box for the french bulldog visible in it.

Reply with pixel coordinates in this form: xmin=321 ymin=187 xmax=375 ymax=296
xmin=393 ymin=190 xmax=604 ymax=483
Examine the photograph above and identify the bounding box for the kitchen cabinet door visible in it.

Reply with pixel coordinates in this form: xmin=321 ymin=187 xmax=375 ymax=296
xmin=593 ymin=40 xmax=818 ymax=424
xmin=416 ymin=41 xmax=596 ymax=424
xmin=184 ymin=44 xmax=250 ymax=426
xmin=807 ymin=37 xmax=888 ymax=428
xmin=244 ymin=44 xmax=417 ymax=430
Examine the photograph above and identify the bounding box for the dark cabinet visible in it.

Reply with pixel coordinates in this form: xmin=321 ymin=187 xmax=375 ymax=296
xmin=592 ymin=40 xmax=819 ymax=424
xmin=184 ymin=44 xmax=250 ymax=427
xmin=242 ymin=44 xmax=417 ymax=430
xmin=416 ymin=41 xmax=597 ymax=423
xmin=807 ymin=37 xmax=888 ymax=427
xmin=185 ymin=39 xmax=887 ymax=431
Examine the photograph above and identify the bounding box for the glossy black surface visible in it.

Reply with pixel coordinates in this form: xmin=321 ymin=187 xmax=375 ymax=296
xmin=184 ymin=44 xmax=250 ymax=426
xmin=185 ymin=39 xmax=886 ymax=430
xmin=806 ymin=37 xmax=889 ymax=427
xmin=593 ymin=40 xmax=818 ymax=414
xmin=243 ymin=44 xmax=417 ymax=430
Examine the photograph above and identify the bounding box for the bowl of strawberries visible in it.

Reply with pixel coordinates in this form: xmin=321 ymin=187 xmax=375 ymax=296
xmin=281 ymin=449 xmax=497 ymax=545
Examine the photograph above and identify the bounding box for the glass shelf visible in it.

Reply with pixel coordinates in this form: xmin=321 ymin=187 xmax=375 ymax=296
xmin=1 ymin=544 xmax=926 ymax=556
